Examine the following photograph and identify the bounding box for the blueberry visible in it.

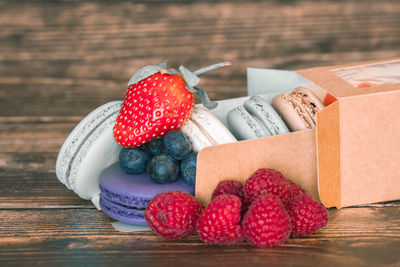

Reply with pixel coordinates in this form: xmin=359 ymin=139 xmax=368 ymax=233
xmin=180 ymin=153 xmax=197 ymax=185
xmin=164 ymin=130 xmax=192 ymax=160
xmin=145 ymin=137 xmax=164 ymax=155
xmin=147 ymin=153 xmax=179 ymax=184
xmin=119 ymin=146 xmax=150 ymax=174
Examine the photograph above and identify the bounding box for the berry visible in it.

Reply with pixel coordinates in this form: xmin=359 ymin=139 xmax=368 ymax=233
xmin=286 ymin=194 xmax=328 ymax=236
xmin=287 ymin=180 xmax=305 ymax=201
xmin=197 ymin=195 xmax=244 ymax=245
xmin=244 ymin=168 xmax=293 ymax=207
xmin=119 ymin=146 xmax=150 ymax=174
xmin=164 ymin=130 xmax=192 ymax=160
xmin=147 ymin=153 xmax=179 ymax=184
xmin=114 ymin=71 xmax=194 ymax=147
xmin=211 ymin=180 xmax=245 ymax=204
xmin=242 ymin=194 xmax=292 ymax=247
xmin=113 ymin=61 xmax=229 ymax=148
xmin=180 ymin=153 xmax=197 ymax=185
xmin=145 ymin=191 xmax=203 ymax=239
xmin=145 ymin=137 xmax=164 ymax=155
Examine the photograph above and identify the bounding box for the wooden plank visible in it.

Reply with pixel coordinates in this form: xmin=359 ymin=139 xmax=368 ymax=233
xmin=1 ymin=0 xmax=400 ymax=116
xmin=0 ymin=117 xmax=93 ymax=208
xmin=0 ymin=205 xmax=399 ymax=265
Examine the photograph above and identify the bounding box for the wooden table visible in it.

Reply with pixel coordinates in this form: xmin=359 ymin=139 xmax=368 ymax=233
xmin=1 ymin=1 xmax=399 ymax=266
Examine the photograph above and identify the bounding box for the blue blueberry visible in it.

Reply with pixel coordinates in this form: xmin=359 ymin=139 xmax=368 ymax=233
xmin=119 ymin=146 xmax=150 ymax=174
xmin=180 ymin=153 xmax=197 ymax=185
xmin=145 ymin=137 xmax=164 ymax=155
xmin=147 ymin=153 xmax=179 ymax=184
xmin=164 ymin=130 xmax=192 ymax=160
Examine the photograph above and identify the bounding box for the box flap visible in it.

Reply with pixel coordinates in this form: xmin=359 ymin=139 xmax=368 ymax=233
xmin=316 ymin=101 xmax=341 ymax=208
xmin=195 ymin=130 xmax=318 ymax=205
xmin=298 ymin=58 xmax=400 ymax=99
xmin=338 ymin=90 xmax=400 ymax=207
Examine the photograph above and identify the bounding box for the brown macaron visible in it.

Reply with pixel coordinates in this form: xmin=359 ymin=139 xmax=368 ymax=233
xmin=272 ymin=87 xmax=325 ymax=131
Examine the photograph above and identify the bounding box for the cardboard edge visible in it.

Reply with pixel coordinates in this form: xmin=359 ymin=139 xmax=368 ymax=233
xmin=297 ymin=58 xmax=400 ymax=99
xmin=316 ymin=101 xmax=342 ymax=208
xmin=195 ymin=130 xmax=318 ymax=205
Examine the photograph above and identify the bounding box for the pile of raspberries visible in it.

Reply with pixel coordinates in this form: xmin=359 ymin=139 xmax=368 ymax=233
xmin=144 ymin=168 xmax=328 ymax=247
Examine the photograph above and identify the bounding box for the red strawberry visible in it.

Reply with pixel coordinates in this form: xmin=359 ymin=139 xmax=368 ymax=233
xmin=114 ymin=72 xmax=194 ymax=147
xmin=114 ymin=62 xmax=230 ymax=147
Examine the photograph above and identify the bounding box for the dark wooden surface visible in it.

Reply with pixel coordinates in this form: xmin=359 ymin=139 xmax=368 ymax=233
xmin=1 ymin=0 xmax=400 ymax=266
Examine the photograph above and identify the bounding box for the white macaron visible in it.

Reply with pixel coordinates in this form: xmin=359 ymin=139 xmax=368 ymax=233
xmin=56 ymin=101 xmax=122 ymax=209
xmin=181 ymin=105 xmax=237 ymax=152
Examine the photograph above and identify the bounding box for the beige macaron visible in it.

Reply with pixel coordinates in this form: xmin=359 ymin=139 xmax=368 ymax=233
xmin=272 ymin=87 xmax=325 ymax=131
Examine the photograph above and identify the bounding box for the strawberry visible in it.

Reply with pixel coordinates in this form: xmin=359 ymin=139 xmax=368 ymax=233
xmin=114 ymin=62 xmax=229 ymax=147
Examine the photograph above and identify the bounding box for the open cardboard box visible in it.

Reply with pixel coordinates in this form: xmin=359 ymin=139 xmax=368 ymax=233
xmin=195 ymin=58 xmax=400 ymax=208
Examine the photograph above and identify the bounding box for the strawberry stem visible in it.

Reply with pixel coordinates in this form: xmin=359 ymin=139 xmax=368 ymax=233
xmin=194 ymin=61 xmax=231 ymax=75
xmin=193 ymin=86 xmax=218 ymax=110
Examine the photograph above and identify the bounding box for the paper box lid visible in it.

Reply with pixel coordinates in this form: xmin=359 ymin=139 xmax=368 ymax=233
xmin=299 ymin=58 xmax=400 ymax=208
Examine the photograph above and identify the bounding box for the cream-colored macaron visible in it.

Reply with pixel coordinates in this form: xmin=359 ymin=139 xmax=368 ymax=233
xmin=56 ymin=101 xmax=123 ymax=209
xmin=181 ymin=105 xmax=237 ymax=152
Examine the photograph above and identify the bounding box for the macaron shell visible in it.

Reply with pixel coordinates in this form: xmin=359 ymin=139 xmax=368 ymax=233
xmin=181 ymin=119 xmax=213 ymax=152
xmin=190 ymin=105 xmax=237 ymax=145
xmin=70 ymin=114 xmax=121 ymax=202
xmin=56 ymin=101 xmax=122 ymax=188
xmin=99 ymin=164 xmax=195 ymax=209
xmin=290 ymin=87 xmax=325 ymax=123
xmin=227 ymin=106 xmax=266 ymax=140
xmin=100 ymin=195 xmax=147 ymax=225
xmin=244 ymin=96 xmax=290 ymax=136
xmin=272 ymin=94 xmax=314 ymax=131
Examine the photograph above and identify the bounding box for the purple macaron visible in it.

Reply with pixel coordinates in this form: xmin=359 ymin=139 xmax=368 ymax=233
xmin=99 ymin=164 xmax=195 ymax=225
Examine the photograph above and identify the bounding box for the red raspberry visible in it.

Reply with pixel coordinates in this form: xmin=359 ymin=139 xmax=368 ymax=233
xmin=197 ymin=195 xmax=244 ymax=245
xmin=242 ymin=194 xmax=292 ymax=247
xmin=145 ymin=191 xmax=203 ymax=239
xmin=244 ymin=168 xmax=293 ymax=207
xmin=287 ymin=194 xmax=328 ymax=236
xmin=211 ymin=180 xmax=245 ymax=203
xmin=287 ymin=180 xmax=306 ymax=200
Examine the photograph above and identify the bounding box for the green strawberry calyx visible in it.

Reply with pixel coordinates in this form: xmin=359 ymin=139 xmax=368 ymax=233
xmin=127 ymin=61 xmax=231 ymax=110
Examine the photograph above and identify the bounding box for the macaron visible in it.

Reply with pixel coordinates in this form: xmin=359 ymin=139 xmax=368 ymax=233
xmin=272 ymin=87 xmax=325 ymax=131
xmin=181 ymin=105 xmax=237 ymax=152
xmin=55 ymin=101 xmax=123 ymax=209
xmin=99 ymin=164 xmax=195 ymax=225
xmin=226 ymin=95 xmax=289 ymax=140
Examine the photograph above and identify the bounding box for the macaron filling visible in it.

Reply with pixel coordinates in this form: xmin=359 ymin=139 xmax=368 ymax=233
xmin=229 ymin=106 xmax=266 ymax=138
xmin=99 ymin=164 xmax=195 ymax=225
xmin=100 ymin=195 xmax=147 ymax=225
xmin=290 ymin=89 xmax=323 ymax=124
xmin=280 ymin=94 xmax=314 ymax=129
xmin=244 ymin=96 xmax=288 ymax=136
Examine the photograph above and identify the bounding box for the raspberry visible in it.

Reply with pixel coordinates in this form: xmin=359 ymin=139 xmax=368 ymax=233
xmin=197 ymin=195 xmax=244 ymax=245
xmin=286 ymin=194 xmax=328 ymax=236
xmin=242 ymin=194 xmax=292 ymax=247
xmin=244 ymin=168 xmax=293 ymax=207
xmin=287 ymin=180 xmax=306 ymax=200
xmin=211 ymin=180 xmax=245 ymax=203
xmin=145 ymin=191 xmax=203 ymax=239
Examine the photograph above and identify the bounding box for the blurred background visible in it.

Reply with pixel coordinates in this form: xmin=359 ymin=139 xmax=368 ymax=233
xmin=1 ymin=0 xmax=399 ymax=117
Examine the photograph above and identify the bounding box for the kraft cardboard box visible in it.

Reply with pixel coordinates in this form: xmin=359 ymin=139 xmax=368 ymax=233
xmin=195 ymin=58 xmax=400 ymax=208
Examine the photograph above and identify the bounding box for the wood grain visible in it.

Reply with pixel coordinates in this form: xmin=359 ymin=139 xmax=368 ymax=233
xmin=1 ymin=205 xmax=399 ymax=266
xmin=1 ymin=0 xmax=399 ymax=116
xmin=1 ymin=0 xmax=400 ymax=265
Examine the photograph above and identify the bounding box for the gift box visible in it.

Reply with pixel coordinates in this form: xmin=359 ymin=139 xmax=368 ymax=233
xmin=195 ymin=58 xmax=400 ymax=208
